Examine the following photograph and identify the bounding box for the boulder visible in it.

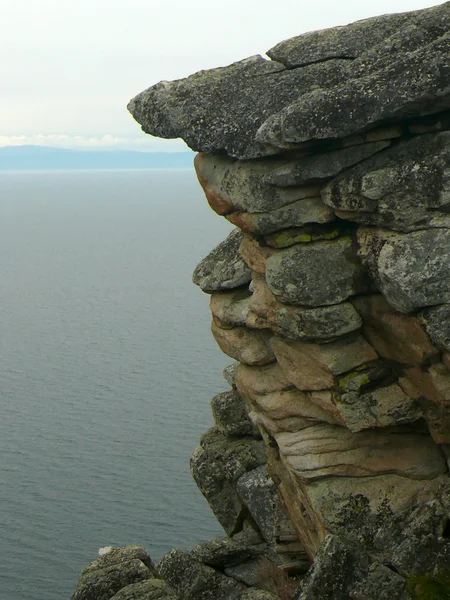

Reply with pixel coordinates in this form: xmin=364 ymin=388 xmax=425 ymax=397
xmin=190 ymin=428 xmax=267 ymax=534
xmin=358 ymin=228 xmax=450 ymax=313
xmin=211 ymin=390 xmax=255 ymax=438
xmin=191 ymin=528 xmax=266 ymax=568
xmin=110 ymin=580 xmax=177 ymax=600
xmin=193 ymin=229 xmax=251 ymax=293
xmin=157 ymin=549 xmax=243 ymax=600
xmin=266 ymin=237 xmax=368 ymax=307
xmin=71 ymin=560 xmax=152 ymax=600
xmin=322 ymin=133 xmax=450 ymax=232
xmin=236 ymin=466 xmax=277 ymax=543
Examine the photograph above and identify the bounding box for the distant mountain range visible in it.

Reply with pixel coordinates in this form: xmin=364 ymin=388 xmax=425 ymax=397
xmin=0 ymin=145 xmax=195 ymax=170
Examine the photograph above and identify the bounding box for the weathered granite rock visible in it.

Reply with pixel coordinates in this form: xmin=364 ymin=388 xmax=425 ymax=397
xmin=257 ymin=32 xmax=450 ymax=150
xmin=358 ymin=227 xmax=450 ymax=313
xmin=249 ymin=273 xmax=362 ymax=341
xmin=129 ymin=4 xmax=450 ymax=159
xmin=194 ymin=152 xmax=321 ymax=214
xmin=193 ymin=229 xmax=251 ymax=292
xmin=323 ymin=133 xmax=450 ymax=232
xmin=72 ymin=560 xmax=152 ymax=600
xmin=128 ymin=55 xmax=351 ymax=159
xmin=419 ymin=304 xmax=450 ymax=352
xmin=236 ymin=466 xmax=277 ymax=543
xmin=264 ymin=141 xmax=389 ymax=187
xmin=227 ymin=197 xmax=335 ymax=236
xmin=211 ymin=322 xmax=275 ymax=366
xmin=266 ymin=237 xmax=368 ymax=306
xmin=211 ymin=390 xmax=255 ymax=437
xmin=223 ymin=363 xmax=239 ymax=388
xmin=82 ymin=547 xmax=158 ymax=577
xmin=110 ymin=580 xmax=177 ymax=600
xmin=295 ymin=535 xmax=359 ymax=600
xmin=157 ymin=549 xmax=244 ymax=600
xmin=191 ymin=529 xmax=266 ymax=568
xmin=190 ymin=428 xmax=266 ymax=534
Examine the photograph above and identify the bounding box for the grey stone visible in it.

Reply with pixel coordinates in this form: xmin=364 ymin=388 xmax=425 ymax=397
xmin=257 ymin=31 xmax=450 ymax=150
xmin=419 ymin=305 xmax=450 ymax=352
xmin=358 ymin=228 xmax=450 ymax=313
xmin=227 ymin=197 xmax=335 ymax=235
xmin=236 ymin=466 xmax=277 ymax=543
xmin=322 ymin=133 xmax=450 ymax=232
xmin=223 ymin=363 xmax=239 ymax=388
xmin=157 ymin=549 xmax=243 ymax=600
xmin=191 ymin=529 xmax=266 ymax=568
xmin=129 ymin=4 xmax=450 ymax=159
xmin=295 ymin=536 xmax=359 ymax=600
xmin=211 ymin=390 xmax=255 ymax=437
xmin=193 ymin=229 xmax=251 ymax=293
xmin=274 ymin=302 xmax=362 ymax=341
xmin=82 ymin=547 xmax=157 ymax=577
xmin=194 ymin=152 xmax=321 ymax=214
xmin=266 ymin=237 xmax=368 ymax=307
xmin=110 ymin=580 xmax=177 ymax=600
xmin=225 ymin=558 xmax=263 ymax=587
xmin=190 ymin=428 xmax=267 ymax=535
xmin=71 ymin=560 xmax=152 ymax=600
xmin=128 ymin=56 xmax=351 ymax=160
xmin=350 ymin=564 xmax=409 ymax=600
xmin=268 ymin=3 xmax=448 ymax=67
xmin=264 ymin=142 xmax=389 ymax=187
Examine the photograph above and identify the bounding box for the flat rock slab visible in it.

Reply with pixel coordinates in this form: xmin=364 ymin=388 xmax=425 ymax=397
xmin=193 ymin=229 xmax=251 ymax=293
xmin=129 ymin=3 xmax=450 ymax=158
xmin=275 ymin=423 xmax=447 ymax=480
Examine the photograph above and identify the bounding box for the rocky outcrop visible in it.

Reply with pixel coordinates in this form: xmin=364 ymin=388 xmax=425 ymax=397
xmin=72 ymin=3 xmax=450 ymax=600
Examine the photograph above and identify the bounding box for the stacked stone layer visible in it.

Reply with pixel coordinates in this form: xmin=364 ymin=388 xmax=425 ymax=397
xmin=72 ymin=3 xmax=450 ymax=600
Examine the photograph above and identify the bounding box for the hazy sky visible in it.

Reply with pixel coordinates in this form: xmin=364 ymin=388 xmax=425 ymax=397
xmin=1 ymin=0 xmax=443 ymax=151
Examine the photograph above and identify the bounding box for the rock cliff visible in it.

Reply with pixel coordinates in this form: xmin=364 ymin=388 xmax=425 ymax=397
xmin=72 ymin=2 xmax=450 ymax=599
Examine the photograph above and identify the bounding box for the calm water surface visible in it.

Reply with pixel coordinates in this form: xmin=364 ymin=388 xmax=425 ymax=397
xmin=0 ymin=170 xmax=233 ymax=600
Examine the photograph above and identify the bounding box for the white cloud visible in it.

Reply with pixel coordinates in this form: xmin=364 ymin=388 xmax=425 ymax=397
xmin=0 ymin=134 xmax=189 ymax=152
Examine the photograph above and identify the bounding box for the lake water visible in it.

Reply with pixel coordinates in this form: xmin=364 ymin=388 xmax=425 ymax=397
xmin=0 ymin=170 xmax=233 ymax=600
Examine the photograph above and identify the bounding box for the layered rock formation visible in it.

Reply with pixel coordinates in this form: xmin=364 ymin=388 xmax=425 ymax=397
xmin=72 ymin=3 xmax=450 ymax=599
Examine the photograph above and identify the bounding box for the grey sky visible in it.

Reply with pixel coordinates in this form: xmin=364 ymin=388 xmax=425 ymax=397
xmin=0 ymin=0 xmax=443 ymax=151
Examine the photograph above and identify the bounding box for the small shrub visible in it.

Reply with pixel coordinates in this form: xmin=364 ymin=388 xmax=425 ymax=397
xmin=256 ymin=557 xmax=296 ymax=600
xmin=408 ymin=573 xmax=450 ymax=600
